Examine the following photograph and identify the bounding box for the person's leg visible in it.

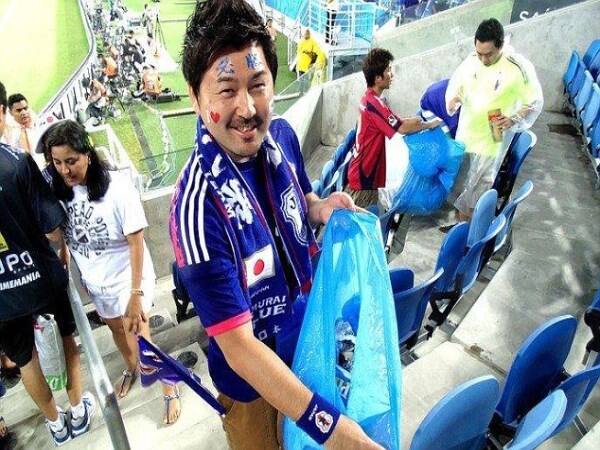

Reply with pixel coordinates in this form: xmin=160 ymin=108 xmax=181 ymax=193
xmin=63 ymin=335 xmax=83 ymax=407
xmin=218 ymin=393 xmax=279 ymax=450
xmin=20 ymin=351 xmax=59 ymax=421
xmin=135 ymin=320 xmax=181 ymax=424
xmin=104 ymin=316 xmax=139 ymax=398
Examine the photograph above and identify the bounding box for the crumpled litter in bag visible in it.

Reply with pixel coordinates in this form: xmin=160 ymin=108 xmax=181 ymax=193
xmin=283 ymin=210 xmax=402 ymax=449
xmin=391 ymin=127 xmax=465 ymax=215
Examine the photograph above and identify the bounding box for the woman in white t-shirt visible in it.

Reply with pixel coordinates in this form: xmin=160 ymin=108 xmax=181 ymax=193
xmin=42 ymin=120 xmax=181 ymax=425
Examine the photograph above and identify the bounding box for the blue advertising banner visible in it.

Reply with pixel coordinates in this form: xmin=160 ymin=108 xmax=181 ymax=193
xmin=511 ymin=0 xmax=585 ymax=23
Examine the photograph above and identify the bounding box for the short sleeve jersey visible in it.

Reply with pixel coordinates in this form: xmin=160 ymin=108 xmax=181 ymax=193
xmin=62 ymin=171 xmax=155 ymax=296
xmin=0 ymin=143 xmax=67 ymax=319
xmin=170 ymin=118 xmax=312 ymax=401
xmin=348 ymin=88 xmax=403 ymax=190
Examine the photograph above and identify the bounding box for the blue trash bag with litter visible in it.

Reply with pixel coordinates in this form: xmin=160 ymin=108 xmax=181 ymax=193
xmin=392 ymin=127 xmax=465 ymax=215
xmin=283 ymin=210 xmax=402 ymax=449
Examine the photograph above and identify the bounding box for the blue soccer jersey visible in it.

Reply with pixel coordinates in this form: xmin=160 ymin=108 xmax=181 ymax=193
xmin=169 ymin=117 xmax=312 ymax=401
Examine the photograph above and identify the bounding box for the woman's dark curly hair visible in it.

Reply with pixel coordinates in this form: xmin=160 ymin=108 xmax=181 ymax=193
xmin=43 ymin=120 xmax=110 ymax=202
xmin=182 ymin=0 xmax=278 ymax=97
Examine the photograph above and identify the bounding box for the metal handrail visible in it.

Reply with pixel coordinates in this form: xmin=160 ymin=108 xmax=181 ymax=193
xmin=67 ymin=277 xmax=131 ymax=450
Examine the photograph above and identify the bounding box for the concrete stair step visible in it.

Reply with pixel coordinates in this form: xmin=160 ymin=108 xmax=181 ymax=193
xmin=571 ymin=419 xmax=600 ymax=450
xmin=3 ymin=317 xmax=204 ymax=434
xmin=9 ymin=342 xmax=223 ymax=450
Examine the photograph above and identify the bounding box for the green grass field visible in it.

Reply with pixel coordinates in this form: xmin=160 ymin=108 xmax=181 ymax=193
xmin=0 ymin=0 xmax=88 ymax=111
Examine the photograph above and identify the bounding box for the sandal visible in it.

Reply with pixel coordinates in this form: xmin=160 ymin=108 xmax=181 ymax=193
xmin=163 ymin=385 xmax=181 ymax=425
xmin=117 ymin=369 xmax=138 ymax=399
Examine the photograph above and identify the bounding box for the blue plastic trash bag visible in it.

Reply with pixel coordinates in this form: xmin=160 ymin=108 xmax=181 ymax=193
xmin=392 ymin=127 xmax=465 ymax=215
xmin=283 ymin=210 xmax=402 ymax=449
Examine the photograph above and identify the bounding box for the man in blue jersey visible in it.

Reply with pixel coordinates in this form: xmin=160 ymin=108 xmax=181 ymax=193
xmin=170 ymin=1 xmax=381 ymax=449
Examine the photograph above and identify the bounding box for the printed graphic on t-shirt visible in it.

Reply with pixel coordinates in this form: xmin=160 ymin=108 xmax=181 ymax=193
xmin=0 ymin=231 xmax=8 ymax=253
xmin=0 ymin=250 xmax=41 ymax=291
xmin=281 ymin=185 xmax=307 ymax=245
xmin=65 ymin=201 xmax=110 ymax=258
xmin=220 ymin=178 xmax=254 ymax=228
xmin=251 ymin=294 xmax=287 ymax=341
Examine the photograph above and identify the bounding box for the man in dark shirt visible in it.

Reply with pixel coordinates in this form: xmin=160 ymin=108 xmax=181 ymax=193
xmin=0 ymin=81 xmax=94 ymax=446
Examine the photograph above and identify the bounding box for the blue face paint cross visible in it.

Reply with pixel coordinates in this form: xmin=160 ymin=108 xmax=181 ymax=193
xmin=245 ymin=52 xmax=263 ymax=71
xmin=217 ymin=57 xmax=235 ymax=76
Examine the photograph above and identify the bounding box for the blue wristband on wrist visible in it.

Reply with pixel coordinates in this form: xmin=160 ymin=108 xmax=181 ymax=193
xmin=297 ymin=393 xmax=341 ymax=444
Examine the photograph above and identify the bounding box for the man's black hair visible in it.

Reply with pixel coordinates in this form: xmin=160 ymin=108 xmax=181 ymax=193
xmin=0 ymin=81 xmax=6 ymax=111
xmin=475 ymin=18 xmax=504 ymax=49
xmin=182 ymin=0 xmax=278 ymax=96
xmin=44 ymin=120 xmax=110 ymax=202
xmin=8 ymin=93 xmax=27 ymax=110
xmin=362 ymin=48 xmax=394 ymax=87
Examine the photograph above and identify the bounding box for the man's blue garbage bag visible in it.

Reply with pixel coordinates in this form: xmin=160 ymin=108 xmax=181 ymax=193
xmin=283 ymin=210 xmax=402 ymax=449
xmin=392 ymin=127 xmax=465 ymax=215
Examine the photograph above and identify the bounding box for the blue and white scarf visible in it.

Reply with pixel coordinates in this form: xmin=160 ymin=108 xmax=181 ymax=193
xmin=195 ymin=118 xmax=318 ymax=332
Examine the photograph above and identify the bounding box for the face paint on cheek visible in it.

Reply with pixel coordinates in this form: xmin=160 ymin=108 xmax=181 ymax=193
xmin=209 ymin=110 xmax=221 ymax=124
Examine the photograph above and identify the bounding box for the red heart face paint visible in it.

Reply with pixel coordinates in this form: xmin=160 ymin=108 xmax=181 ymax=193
xmin=210 ymin=111 xmax=221 ymax=123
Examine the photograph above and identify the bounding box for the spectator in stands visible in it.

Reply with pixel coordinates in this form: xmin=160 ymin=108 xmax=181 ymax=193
xmin=102 ymin=54 xmax=119 ymax=79
xmin=297 ymin=29 xmax=322 ymax=77
xmin=348 ymin=48 xmax=440 ymax=209
xmin=1 ymin=94 xmax=45 ymax=168
xmin=0 ymin=81 xmax=95 ymax=446
xmin=265 ymin=18 xmax=277 ymax=42
xmin=141 ymin=64 xmax=162 ymax=100
xmin=175 ymin=1 xmax=379 ymax=449
xmin=85 ymin=78 xmax=108 ymax=123
xmin=445 ymin=18 xmax=542 ymax=223
xmin=42 ymin=120 xmax=182 ymax=425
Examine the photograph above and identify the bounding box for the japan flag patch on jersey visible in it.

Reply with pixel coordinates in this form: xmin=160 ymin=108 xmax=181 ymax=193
xmin=244 ymin=245 xmax=275 ymax=287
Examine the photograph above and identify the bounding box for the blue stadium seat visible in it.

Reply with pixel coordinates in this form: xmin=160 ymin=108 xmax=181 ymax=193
xmin=390 ymin=267 xmax=443 ymax=349
xmin=494 ymin=180 xmax=534 ymax=253
xmin=582 ymin=84 xmax=600 ymax=139
xmin=427 ymin=216 xmax=505 ymax=332
xmin=319 ymin=160 xmax=335 ymax=189
xmin=563 ymin=51 xmax=580 ymax=90
xmin=493 ymin=131 xmax=536 ymax=212
xmin=333 ymin=128 xmax=356 ymax=169
xmin=409 ymin=375 xmax=500 ymax=450
xmin=574 ymin=71 xmax=594 ymax=119
xmin=567 ymin=61 xmax=586 ymax=102
xmin=494 ymin=316 xmax=578 ymax=429
xmin=505 ymin=390 xmax=567 ymax=450
xmin=549 ymin=364 xmax=600 ymax=437
xmin=589 ymin=51 xmax=600 ymax=80
xmin=311 ymin=179 xmax=322 ymax=197
xmin=582 ymin=39 xmax=600 ymax=67
xmin=591 ymin=117 xmax=600 ymax=158
xmin=467 ymin=189 xmax=497 ymax=247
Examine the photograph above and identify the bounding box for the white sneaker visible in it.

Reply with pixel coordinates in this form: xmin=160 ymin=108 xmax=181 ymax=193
xmin=70 ymin=391 xmax=96 ymax=438
xmin=46 ymin=408 xmax=71 ymax=447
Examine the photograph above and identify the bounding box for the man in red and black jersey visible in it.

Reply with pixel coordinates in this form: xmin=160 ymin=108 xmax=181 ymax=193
xmin=347 ymin=48 xmax=439 ymax=209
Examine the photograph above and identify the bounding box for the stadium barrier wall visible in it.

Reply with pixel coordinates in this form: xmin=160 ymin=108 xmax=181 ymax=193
xmin=374 ymin=0 xmax=515 ymax=61
xmin=320 ymin=0 xmax=600 ymax=146
xmin=38 ymin=0 xmax=98 ymax=129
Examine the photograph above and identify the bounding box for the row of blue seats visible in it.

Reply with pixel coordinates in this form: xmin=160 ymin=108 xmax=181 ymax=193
xmin=409 ymin=312 xmax=600 ymax=450
xmin=563 ymin=39 xmax=600 ymax=186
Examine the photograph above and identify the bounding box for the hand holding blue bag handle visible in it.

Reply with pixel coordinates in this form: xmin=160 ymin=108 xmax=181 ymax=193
xmin=284 ymin=210 xmax=402 ymax=449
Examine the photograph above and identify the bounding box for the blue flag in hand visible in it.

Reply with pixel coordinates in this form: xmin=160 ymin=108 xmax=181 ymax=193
xmin=137 ymin=336 xmax=225 ymax=415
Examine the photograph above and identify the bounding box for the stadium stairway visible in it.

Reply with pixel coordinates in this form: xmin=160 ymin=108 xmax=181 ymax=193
xmin=4 ymin=276 xmax=227 ymax=449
